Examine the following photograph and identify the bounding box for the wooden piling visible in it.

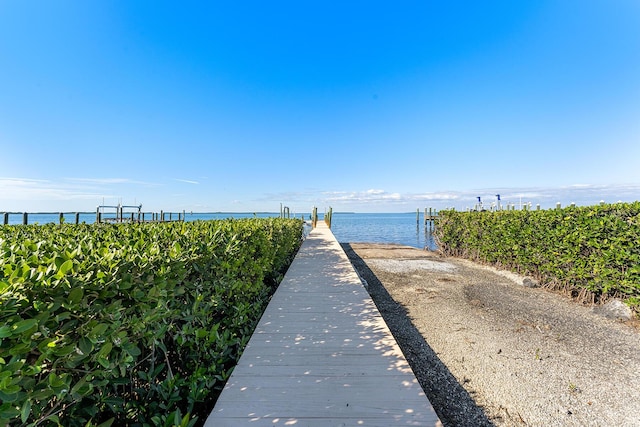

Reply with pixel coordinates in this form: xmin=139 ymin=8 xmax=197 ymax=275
xmin=75 ymin=213 xmax=80 ymax=224
xmin=312 ymin=207 xmax=318 ymax=228
xmin=325 ymin=207 xmax=332 ymax=228
xmin=23 ymin=213 xmax=28 ymax=225
xmin=3 ymin=213 xmax=8 ymax=225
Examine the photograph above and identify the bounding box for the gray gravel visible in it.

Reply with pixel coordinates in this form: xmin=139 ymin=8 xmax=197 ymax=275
xmin=342 ymin=243 xmax=640 ymax=427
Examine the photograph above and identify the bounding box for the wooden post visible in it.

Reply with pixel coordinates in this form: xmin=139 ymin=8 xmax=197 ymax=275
xmin=96 ymin=207 xmax=101 ymax=223
xmin=59 ymin=212 xmax=64 ymax=224
xmin=23 ymin=213 xmax=28 ymax=225
xmin=75 ymin=212 xmax=80 ymax=224
xmin=312 ymin=207 xmax=317 ymax=228
xmin=3 ymin=212 xmax=8 ymax=225
xmin=536 ymin=204 xmax=540 ymax=211
xmin=161 ymin=210 xmax=164 ymax=222
xmin=556 ymin=202 xmax=561 ymax=210
xmin=130 ymin=212 xmax=134 ymax=222
xmin=416 ymin=209 xmax=419 ymax=226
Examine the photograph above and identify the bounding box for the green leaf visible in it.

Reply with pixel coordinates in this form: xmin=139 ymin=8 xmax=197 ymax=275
xmin=97 ymin=341 xmax=113 ymax=358
xmin=59 ymin=259 xmax=74 ymax=275
xmin=96 ymin=418 xmax=115 ymax=427
xmin=20 ymin=399 xmax=31 ymax=423
xmin=12 ymin=319 xmax=38 ymax=335
xmin=90 ymin=323 xmax=109 ymax=337
xmin=123 ymin=343 xmax=141 ymax=357
xmin=79 ymin=337 xmax=93 ymax=355
xmin=68 ymin=287 xmax=84 ymax=304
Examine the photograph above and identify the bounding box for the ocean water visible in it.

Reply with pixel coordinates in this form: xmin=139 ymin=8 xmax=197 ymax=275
xmin=1 ymin=211 xmax=437 ymax=250
xmin=330 ymin=212 xmax=437 ymax=250
xmin=0 ymin=211 xmax=287 ymax=225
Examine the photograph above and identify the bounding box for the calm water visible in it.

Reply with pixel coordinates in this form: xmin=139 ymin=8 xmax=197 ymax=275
xmin=330 ymin=212 xmax=437 ymax=250
xmin=0 ymin=211 xmax=286 ymax=225
xmin=1 ymin=211 xmax=437 ymax=250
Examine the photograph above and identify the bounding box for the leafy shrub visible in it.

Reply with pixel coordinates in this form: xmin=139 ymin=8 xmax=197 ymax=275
xmin=435 ymin=203 xmax=640 ymax=313
xmin=0 ymin=218 xmax=303 ymax=426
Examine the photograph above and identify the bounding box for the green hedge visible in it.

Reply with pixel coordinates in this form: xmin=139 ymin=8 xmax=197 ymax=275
xmin=435 ymin=203 xmax=640 ymax=313
xmin=0 ymin=218 xmax=303 ymax=426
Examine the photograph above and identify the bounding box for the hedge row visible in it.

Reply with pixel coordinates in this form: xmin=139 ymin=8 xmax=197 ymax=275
xmin=434 ymin=202 xmax=640 ymax=312
xmin=0 ymin=218 xmax=303 ymax=426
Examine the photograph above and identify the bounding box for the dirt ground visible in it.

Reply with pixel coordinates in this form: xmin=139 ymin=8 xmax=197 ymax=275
xmin=342 ymin=243 xmax=640 ymax=427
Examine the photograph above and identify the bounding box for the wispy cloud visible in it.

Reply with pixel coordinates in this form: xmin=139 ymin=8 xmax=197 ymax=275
xmin=0 ymin=177 xmax=109 ymax=202
xmin=174 ymin=179 xmax=200 ymax=185
xmin=323 ymin=190 xmax=402 ymax=203
xmin=65 ymin=178 xmax=158 ymax=186
xmin=0 ymin=177 xmax=160 ymax=211
xmin=261 ymin=184 xmax=640 ymax=212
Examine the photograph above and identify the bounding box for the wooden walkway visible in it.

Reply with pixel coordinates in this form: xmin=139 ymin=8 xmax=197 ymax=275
xmin=205 ymin=222 xmax=441 ymax=426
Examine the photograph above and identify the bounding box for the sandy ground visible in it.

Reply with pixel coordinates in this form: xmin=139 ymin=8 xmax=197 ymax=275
xmin=342 ymin=243 xmax=640 ymax=427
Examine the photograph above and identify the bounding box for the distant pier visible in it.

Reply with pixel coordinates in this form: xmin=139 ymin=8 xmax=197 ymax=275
xmin=1 ymin=204 xmax=186 ymax=225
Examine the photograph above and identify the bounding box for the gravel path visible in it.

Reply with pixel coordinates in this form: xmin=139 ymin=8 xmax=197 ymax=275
xmin=342 ymin=243 xmax=640 ymax=427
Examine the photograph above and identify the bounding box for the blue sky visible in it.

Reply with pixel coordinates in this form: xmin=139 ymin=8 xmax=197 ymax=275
xmin=1 ymin=1 xmax=639 ymax=213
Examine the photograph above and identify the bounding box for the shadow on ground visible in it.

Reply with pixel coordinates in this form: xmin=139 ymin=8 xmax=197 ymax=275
xmin=342 ymin=243 xmax=495 ymax=427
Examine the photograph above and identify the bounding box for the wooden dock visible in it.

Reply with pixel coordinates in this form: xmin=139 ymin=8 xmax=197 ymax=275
xmin=205 ymin=222 xmax=441 ymax=426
